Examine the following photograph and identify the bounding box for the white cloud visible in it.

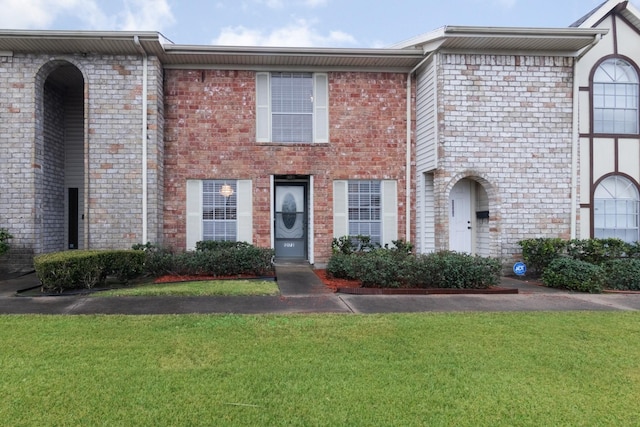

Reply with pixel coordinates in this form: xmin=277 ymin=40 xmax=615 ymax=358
xmin=0 ymin=0 xmax=108 ymax=29
xmin=213 ymin=18 xmax=357 ymax=47
xmin=0 ymin=0 xmax=175 ymax=31
xmin=119 ymin=0 xmax=175 ymax=31
xmin=303 ymin=0 xmax=328 ymax=7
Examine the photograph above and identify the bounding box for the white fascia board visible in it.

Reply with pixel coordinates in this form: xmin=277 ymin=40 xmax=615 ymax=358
xmin=443 ymin=26 xmax=608 ymax=39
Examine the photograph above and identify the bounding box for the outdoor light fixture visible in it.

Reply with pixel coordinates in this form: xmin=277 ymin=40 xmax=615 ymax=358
xmin=220 ymin=183 xmax=234 ymax=198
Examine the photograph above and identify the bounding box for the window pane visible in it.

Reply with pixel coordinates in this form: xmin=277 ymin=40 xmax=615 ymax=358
xmin=347 ymin=180 xmax=382 ymax=245
xmin=594 ymin=176 xmax=640 ymax=243
xmin=272 ymin=113 xmax=313 ymax=142
xmin=593 ymin=59 xmax=639 ymax=134
xmin=202 ymin=180 xmax=237 ymax=241
xmin=271 ymin=73 xmax=314 ymax=143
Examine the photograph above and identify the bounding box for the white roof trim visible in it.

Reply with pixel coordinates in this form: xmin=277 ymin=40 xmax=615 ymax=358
xmin=391 ymin=25 xmax=608 ymax=53
xmin=577 ymin=0 xmax=627 ymax=28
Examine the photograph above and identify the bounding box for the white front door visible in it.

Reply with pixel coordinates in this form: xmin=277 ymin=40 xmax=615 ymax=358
xmin=449 ymin=180 xmax=472 ymax=253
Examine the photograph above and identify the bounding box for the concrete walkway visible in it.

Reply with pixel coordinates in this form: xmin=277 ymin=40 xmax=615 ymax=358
xmin=1 ymin=267 xmax=640 ymax=314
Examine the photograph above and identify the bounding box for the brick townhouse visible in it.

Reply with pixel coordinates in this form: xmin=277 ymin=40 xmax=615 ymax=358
xmin=0 ymin=0 xmax=637 ymax=274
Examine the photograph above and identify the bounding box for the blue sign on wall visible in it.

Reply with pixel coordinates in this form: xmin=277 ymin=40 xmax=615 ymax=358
xmin=513 ymin=262 xmax=527 ymax=276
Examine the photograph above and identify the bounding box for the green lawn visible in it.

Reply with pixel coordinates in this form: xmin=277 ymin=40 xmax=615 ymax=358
xmin=1 ymin=312 xmax=639 ymax=426
xmin=94 ymin=279 xmax=279 ymax=297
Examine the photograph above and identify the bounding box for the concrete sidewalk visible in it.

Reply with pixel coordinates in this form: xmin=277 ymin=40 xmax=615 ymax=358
xmin=1 ymin=268 xmax=640 ymax=314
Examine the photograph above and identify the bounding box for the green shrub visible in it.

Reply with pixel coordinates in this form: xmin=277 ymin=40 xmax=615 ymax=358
xmin=331 ymin=235 xmax=379 ymax=255
xmin=566 ymin=238 xmax=630 ymax=265
xmin=100 ymin=250 xmax=145 ymax=283
xmin=0 ymin=228 xmax=12 ymax=256
xmin=625 ymin=241 xmax=640 ymax=259
xmin=326 ymin=252 xmax=357 ymax=280
xmin=385 ymin=239 xmax=414 ymax=254
xmin=139 ymin=243 xmax=274 ymax=277
xmin=34 ymin=250 xmax=145 ymax=293
xmin=137 ymin=246 xmax=175 ymax=275
xmin=195 ymin=240 xmax=251 ymax=251
xmin=326 ymin=249 xmax=500 ymax=289
xmin=542 ymin=257 xmax=605 ymax=293
xmin=350 ymin=249 xmax=414 ymax=288
xmin=407 ymin=251 xmax=501 ymax=289
xmin=518 ymin=238 xmax=567 ymax=275
xmin=602 ymin=258 xmax=640 ymax=291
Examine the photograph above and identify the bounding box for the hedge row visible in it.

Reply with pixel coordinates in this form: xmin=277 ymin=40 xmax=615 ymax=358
xmin=138 ymin=243 xmax=275 ymax=278
xmin=34 ymin=250 xmax=145 ymax=293
xmin=34 ymin=242 xmax=275 ymax=293
xmin=519 ymin=238 xmax=640 ymax=292
xmin=327 ymin=249 xmax=501 ymax=289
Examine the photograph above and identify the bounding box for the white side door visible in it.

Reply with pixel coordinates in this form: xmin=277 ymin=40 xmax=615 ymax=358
xmin=449 ymin=180 xmax=472 ymax=253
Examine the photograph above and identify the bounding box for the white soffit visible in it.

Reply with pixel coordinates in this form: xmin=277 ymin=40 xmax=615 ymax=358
xmin=394 ymin=26 xmax=608 ymax=56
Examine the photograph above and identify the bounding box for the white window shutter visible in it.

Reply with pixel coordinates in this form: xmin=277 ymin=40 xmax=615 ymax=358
xmin=236 ymin=179 xmax=253 ymax=243
xmin=333 ymin=180 xmax=348 ymax=238
xmin=256 ymin=72 xmax=270 ymax=142
xmin=186 ymin=180 xmax=203 ymax=250
xmin=314 ymin=73 xmax=329 ymax=143
xmin=381 ymin=180 xmax=398 ymax=246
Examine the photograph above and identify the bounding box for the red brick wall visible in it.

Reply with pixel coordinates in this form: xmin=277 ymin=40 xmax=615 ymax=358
xmin=163 ymin=69 xmax=413 ymax=263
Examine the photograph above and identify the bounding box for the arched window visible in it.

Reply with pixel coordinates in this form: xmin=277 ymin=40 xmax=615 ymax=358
xmin=593 ymin=58 xmax=639 ymax=134
xmin=594 ymin=175 xmax=640 ymax=242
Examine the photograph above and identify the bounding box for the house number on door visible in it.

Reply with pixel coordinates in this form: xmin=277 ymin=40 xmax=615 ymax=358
xmin=284 ymin=242 xmax=295 ymax=248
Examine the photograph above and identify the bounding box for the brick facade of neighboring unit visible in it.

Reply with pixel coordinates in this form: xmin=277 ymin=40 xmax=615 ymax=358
xmin=433 ymin=54 xmax=576 ymax=263
xmin=0 ymin=53 xmax=164 ymax=272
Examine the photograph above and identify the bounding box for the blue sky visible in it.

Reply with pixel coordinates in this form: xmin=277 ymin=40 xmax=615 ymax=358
xmin=0 ymin=0 xmax=618 ymax=47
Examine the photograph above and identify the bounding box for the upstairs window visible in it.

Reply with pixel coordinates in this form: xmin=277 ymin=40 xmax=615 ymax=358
xmin=256 ymin=72 xmax=328 ymax=143
xmin=594 ymin=175 xmax=640 ymax=243
xmin=593 ymin=58 xmax=639 ymax=134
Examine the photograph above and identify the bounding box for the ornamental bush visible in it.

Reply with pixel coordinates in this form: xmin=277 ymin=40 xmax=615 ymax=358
xmin=541 ymin=257 xmax=605 ymax=293
xmin=139 ymin=242 xmax=274 ymax=277
xmin=0 ymin=228 xmax=12 ymax=256
xmin=407 ymin=251 xmax=501 ymax=289
xmin=602 ymin=258 xmax=640 ymax=291
xmin=326 ymin=252 xmax=358 ymax=280
xmin=566 ymin=238 xmax=630 ymax=265
xmin=34 ymin=250 xmax=145 ymax=293
xmin=327 ymin=247 xmax=500 ymax=289
xmin=518 ymin=238 xmax=567 ymax=275
xmin=349 ymin=249 xmax=413 ymax=288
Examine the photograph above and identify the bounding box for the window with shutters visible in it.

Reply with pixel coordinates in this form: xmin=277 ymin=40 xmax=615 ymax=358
xmin=348 ymin=180 xmax=382 ymax=245
xmin=256 ymin=72 xmax=328 ymax=143
xmin=202 ymin=180 xmax=237 ymax=242
xmin=186 ymin=180 xmax=253 ymax=250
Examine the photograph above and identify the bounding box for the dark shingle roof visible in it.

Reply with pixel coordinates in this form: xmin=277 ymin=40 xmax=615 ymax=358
xmin=570 ymin=1 xmax=609 ymax=27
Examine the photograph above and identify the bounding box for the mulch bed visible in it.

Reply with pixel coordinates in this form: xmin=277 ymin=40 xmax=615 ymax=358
xmin=313 ymin=269 xmax=518 ymax=295
xmin=150 ymin=271 xmax=517 ymax=295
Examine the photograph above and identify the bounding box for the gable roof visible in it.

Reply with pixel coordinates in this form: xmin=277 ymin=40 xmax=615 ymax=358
xmin=571 ymin=0 xmax=640 ymax=30
xmin=570 ymin=1 xmax=610 ymax=27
